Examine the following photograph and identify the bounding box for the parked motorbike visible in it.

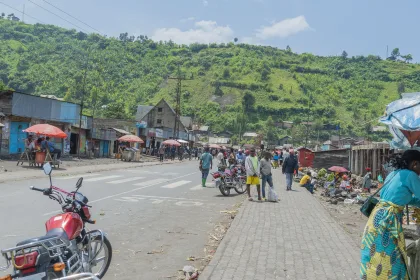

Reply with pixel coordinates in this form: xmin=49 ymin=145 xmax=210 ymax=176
xmin=212 ymin=165 xmax=246 ymax=196
xmin=0 ymin=163 xmax=112 ymax=280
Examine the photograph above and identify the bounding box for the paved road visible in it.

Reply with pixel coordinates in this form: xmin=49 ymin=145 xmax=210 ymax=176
xmin=0 ymin=161 xmax=243 ymax=279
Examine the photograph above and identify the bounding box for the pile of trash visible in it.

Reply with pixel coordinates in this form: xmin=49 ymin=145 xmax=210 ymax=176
xmin=322 ymin=188 xmax=369 ymax=205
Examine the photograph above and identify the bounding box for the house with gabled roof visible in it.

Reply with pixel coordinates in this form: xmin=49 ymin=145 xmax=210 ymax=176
xmin=136 ymin=99 xmax=194 ymax=149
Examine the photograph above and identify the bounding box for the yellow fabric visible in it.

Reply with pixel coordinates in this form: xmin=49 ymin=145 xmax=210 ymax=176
xmin=300 ymin=175 xmax=311 ymax=185
xmin=246 ymin=176 xmax=260 ymax=185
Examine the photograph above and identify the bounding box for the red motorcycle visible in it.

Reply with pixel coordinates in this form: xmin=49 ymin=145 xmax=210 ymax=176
xmin=212 ymin=165 xmax=246 ymax=196
xmin=0 ymin=163 xmax=112 ymax=280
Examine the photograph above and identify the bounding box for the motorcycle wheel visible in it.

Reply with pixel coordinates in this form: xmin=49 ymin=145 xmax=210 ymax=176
xmin=234 ymin=179 xmax=247 ymax=194
xmin=89 ymin=235 xmax=112 ymax=279
xmin=219 ymin=182 xmax=230 ymax=196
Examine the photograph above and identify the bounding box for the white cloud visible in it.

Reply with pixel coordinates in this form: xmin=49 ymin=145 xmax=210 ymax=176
xmin=203 ymin=0 xmax=209 ymax=6
xmin=256 ymin=15 xmax=311 ymax=40
xmin=152 ymin=20 xmax=234 ymax=44
xmin=180 ymin=17 xmax=196 ymax=23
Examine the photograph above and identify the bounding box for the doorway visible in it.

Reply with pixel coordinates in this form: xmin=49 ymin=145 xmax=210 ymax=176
xmin=70 ymin=133 xmax=79 ymax=154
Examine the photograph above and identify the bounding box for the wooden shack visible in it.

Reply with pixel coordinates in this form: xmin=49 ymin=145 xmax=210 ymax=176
xmin=350 ymin=143 xmax=391 ymax=179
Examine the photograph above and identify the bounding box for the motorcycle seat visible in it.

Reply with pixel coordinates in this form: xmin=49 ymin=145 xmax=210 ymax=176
xmin=17 ymin=228 xmax=69 ymax=247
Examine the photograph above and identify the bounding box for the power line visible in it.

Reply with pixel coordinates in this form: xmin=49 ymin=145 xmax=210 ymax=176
xmin=27 ymin=0 xmax=89 ymax=33
xmin=0 ymin=1 xmax=46 ymax=24
xmin=41 ymin=0 xmax=102 ymax=34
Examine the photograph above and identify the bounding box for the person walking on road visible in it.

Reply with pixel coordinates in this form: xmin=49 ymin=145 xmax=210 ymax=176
xmin=199 ymin=147 xmax=213 ymax=188
xmin=158 ymin=145 xmax=165 ymax=162
xmin=217 ymin=149 xmax=225 ymax=166
xmin=245 ymin=148 xmax=261 ymax=201
xmin=360 ymin=150 xmax=420 ymax=280
xmin=362 ymin=167 xmax=373 ymax=193
xmin=260 ymin=152 xmax=274 ymax=200
xmin=282 ymin=149 xmax=298 ymax=191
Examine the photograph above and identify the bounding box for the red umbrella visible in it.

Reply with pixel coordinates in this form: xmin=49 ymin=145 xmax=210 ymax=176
xmin=118 ymin=135 xmax=144 ymax=143
xmin=328 ymin=166 xmax=348 ymax=173
xmin=162 ymin=139 xmax=181 ymax=146
xmin=24 ymin=124 xmax=67 ymax=138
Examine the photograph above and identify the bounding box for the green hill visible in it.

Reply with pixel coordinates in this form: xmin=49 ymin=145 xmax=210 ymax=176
xmin=1 ymin=18 xmax=419 ymax=144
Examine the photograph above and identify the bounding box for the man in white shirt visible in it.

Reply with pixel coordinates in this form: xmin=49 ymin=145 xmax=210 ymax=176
xmin=217 ymin=149 xmax=225 ymax=166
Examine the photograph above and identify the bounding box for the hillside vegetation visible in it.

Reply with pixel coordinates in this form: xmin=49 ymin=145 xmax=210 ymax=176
xmin=1 ymin=18 xmax=419 ymax=144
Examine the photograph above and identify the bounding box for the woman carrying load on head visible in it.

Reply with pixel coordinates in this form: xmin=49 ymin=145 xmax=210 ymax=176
xmin=360 ymin=150 xmax=420 ymax=280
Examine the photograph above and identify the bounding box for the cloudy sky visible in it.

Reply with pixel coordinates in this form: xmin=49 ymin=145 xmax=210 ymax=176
xmin=1 ymin=0 xmax=419 ymax=60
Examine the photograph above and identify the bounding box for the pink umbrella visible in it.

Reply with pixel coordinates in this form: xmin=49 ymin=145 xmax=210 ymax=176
xmin=24 ymin=124 xmax=67 ymax=138
xmin=328 ymin=166 xmax=348 ymax=173
xmin=162 ymin=139 xmax=181 ymax=146
xmin=118 ymin=135 xmax=144 ymax=143
xmin=209 ymin=144 xmax=221 ymax=149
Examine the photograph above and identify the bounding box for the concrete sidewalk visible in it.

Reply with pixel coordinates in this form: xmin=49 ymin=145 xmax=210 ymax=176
xmin=200 ymin=169 xmax=360 ymax=280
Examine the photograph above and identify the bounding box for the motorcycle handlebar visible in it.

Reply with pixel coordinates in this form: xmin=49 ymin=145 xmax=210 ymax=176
xmin=30 ymin=186 xmax=44 ymax=192
xmin=30 ymin=186 xmax=52 ymax=195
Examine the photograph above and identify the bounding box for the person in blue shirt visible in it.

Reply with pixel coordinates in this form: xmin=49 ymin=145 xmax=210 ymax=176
xmin=236 ymin=149 xmax=245 ymax=165
xmin=42 ymin=136 xmax=62 ymax=159
xmin=360 ymin=150 xmax=420 ymax=280
xmin=199 ymin=147 xmax=213 ymax=187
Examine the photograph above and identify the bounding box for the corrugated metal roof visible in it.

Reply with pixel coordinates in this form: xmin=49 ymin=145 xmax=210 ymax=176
xmin=136 ymin=105 xmax=154 ymax=121
xmin=112 ymin=128 xmax=132 ymax=135
xmin=243 ymin=132 xmax=258 ymax=137
xmin=209 ymin=137 xmax=230 ymax=144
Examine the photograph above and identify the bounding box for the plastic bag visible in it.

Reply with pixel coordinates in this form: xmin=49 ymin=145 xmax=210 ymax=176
xmin=267 ymin=186 xmax=279 ymax=202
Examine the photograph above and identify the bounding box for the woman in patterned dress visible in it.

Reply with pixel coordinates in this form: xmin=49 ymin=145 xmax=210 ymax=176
xmin=361 ymin=150 xmax=420 ymax=279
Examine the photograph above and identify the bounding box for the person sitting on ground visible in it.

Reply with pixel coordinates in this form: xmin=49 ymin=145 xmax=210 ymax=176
xmin=299 ymin=171 xmax=314 ymax=194
xmin=340 ymin=175 xmax=351 ymax=192
xmin=42 ymin=136 xmax=62 ymax=159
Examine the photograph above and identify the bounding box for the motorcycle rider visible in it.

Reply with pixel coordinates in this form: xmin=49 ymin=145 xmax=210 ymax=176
xmin=236 ymin=149 xmax=246 ymax=164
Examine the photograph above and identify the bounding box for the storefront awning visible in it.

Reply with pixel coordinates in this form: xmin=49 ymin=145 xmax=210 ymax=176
xmin=112 ymin=128 xmax=132 ymax=135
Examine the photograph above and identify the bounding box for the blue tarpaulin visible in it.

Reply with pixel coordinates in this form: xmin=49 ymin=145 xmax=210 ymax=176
xmin=380 ymin=93 xmax=420 ymax=149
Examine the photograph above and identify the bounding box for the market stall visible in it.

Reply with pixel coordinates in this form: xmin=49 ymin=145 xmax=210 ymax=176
xmin=21 ymin=124 xmax=67 ymax=168
xmin=117 ymin=134 xmax=144 ymax=162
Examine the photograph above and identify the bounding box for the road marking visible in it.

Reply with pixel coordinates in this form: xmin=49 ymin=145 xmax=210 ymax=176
xmin=133 ymin=178 xmax=167 ymax=186
xmin=175 ymin=201 xmax=203 ymax=206
xmin=115 ymin=197 xmax=146 ymax=202
xmin=190 ymin=185 xmax=203 ymax=191
xmin=132 ymin=195 xmax=206 ymax=201
xmin=161 ymin=180 xmax=191 ymax=189
xmin=43 ymin=171 xmax=198 ymax=216
xmin=84 ymin=175 xmax=122 ymax=182
xmin=164 ymin=172 xmax=179 ymax=176
xmin=57 ymin=173 xmax=101 ymax=180
xmin=106 ymin=177 xmax=145 ymax=184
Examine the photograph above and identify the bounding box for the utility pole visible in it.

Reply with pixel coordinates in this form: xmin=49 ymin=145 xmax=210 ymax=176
xmin=386 ymin=45 xmax=389 ymax=59
xmin=77 ymin=51 xmax=91 ymax=159
xmin=305 ymin=92 xmax=310 ymax=148
xmin=22 ymin=3 xmax=25 ymax=23
xmin=168 ymin=65 xmax=190 ymax=139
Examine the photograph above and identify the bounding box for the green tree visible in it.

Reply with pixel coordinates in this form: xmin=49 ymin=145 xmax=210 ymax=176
xmin=341 ymin=50 xmax=348 ymax=59
xmin=401 ymin=54 xmax=413 ymax=63
xmin=398 ymin=82 xmax=405 ymax=97
xmin=286 ymin=45 xmax=292 ymax=53
xmin=234 ymin=38 xmax=238 ymax=43
xmin=0 ymin=13 xmax=5 ymax=19
xmin=264 ymin=116 xmax=276 ymax=144
xmin=389 ymin=48 xmax=400 ymax=61
xmin=222 ymin=68 xmax=230 ymax=79
xmin=242 ymin=91 xmax=255 ymax=111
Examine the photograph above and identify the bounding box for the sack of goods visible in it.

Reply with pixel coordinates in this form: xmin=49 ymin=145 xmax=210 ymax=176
xmin=267 ymin=187 xmax=279 ymax=202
